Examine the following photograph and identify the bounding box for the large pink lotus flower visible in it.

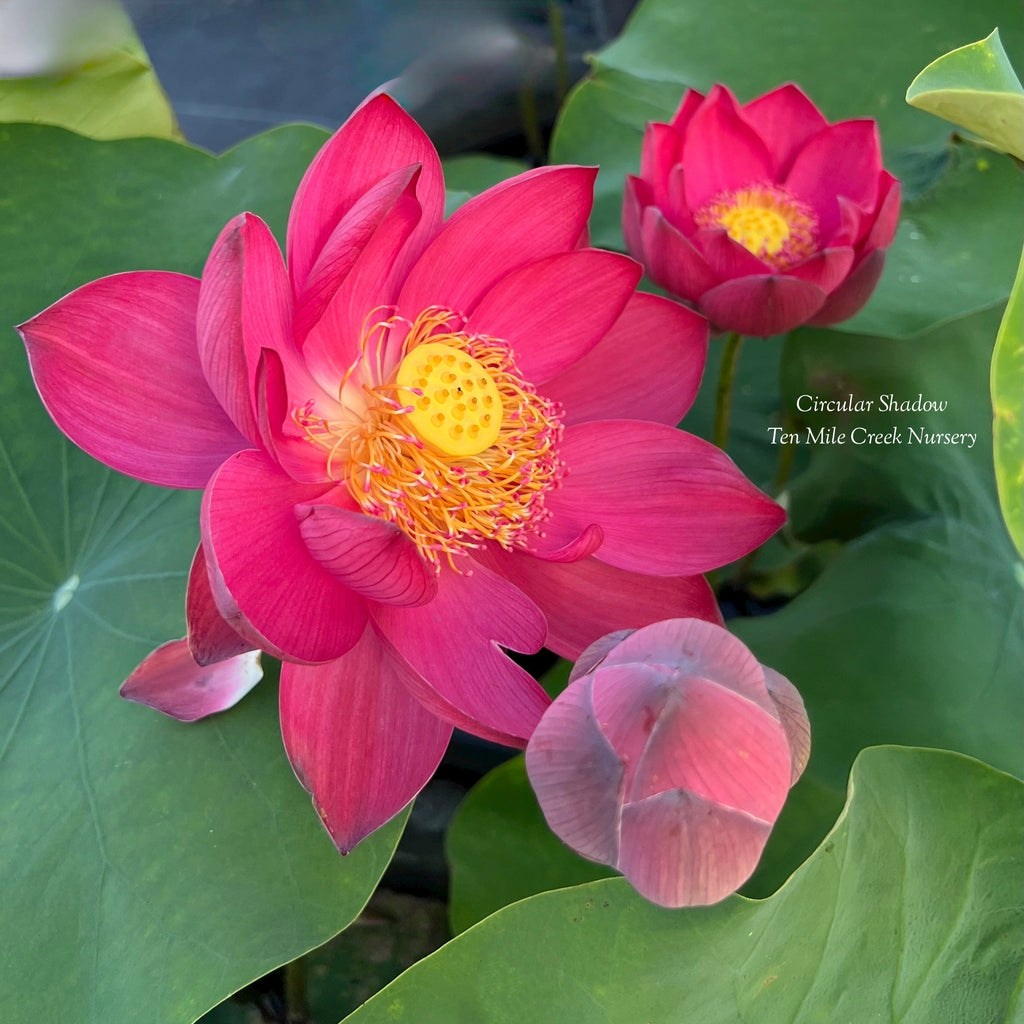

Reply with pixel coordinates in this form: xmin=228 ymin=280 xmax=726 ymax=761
xmin=526 ymin=619 xmax=810 ymax=907
xmin=623 ymin=83 xmax=901 ymax=337
xmin=20 ymin=95 xmax=784 ymax=852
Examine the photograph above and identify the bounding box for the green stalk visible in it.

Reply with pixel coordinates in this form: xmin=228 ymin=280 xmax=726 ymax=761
xmin=548 ymin=1 xmax=570 ymax=104
xmin=712 ymin=332 xmax=745 ymax=451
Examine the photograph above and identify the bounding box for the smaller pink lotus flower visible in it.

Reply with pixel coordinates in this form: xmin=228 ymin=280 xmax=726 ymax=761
xmin=623 ymin=83 xmax=901 ymax=336
xmin=526 ymin=619 xmax=810 ymax=907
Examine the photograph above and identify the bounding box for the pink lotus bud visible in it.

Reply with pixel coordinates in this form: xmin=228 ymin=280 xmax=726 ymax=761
xmin=526 ymin=618 xmax=810 ymax=907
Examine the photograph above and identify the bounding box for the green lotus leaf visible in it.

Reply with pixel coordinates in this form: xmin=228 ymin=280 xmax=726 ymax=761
xmin=991 ymin=252 xmax=1024 ymax=557
xmin=907 ymin=28 xmax=1024 ymax=159
xmin=0 ymin=3 xmax=180 ymax=140
xmin=347 ymin=747 xmax=1024 ymax=1024
xmin=0 ymin=122 xmax=407 ymax=1024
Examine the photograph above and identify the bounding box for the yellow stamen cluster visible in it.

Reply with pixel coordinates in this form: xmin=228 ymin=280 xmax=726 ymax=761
xmin=695 ymin=183 xmax=818 ymax=270
xmin=295 ymin=308 xmax=563 ymax=570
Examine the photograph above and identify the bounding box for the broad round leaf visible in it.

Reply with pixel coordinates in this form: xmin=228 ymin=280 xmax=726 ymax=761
xmin=0 ymin=122 xmax=408 ymax=1024
xmin=345 ymin=747 xmax=1024 ymax=1024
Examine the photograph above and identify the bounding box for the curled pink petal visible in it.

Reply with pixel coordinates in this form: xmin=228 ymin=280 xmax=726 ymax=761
xmin=280 ymin=626 xmax=451 ymax=853
xmin=866 ymin=173 xmax=902 ymax=251
xmin=121 ymin=640 xmax=262 ymax=722
xmin=527 ymin=619 xmax=806 ymax=907
xmin=618 ymin=790 xmax=772 ymax=906
xmin=296 ymin=503 xmax=436 ymax=606
xmin=19 ymin=272 xmax=246 ymax=488
xmin=293 ymin=163 xmax=422 ymax=341
xmin=640 ymin=122 xmax=684 ymax=209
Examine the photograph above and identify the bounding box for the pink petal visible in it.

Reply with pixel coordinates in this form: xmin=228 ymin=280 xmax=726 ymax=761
xmin=695 ymin=226 xmax=775 ymax=279
xmin=372 ymin=561 xmax=550 ymax=745
xmin=19 ymin=272 xmax=246 ymax=488
xmin=785 ymin=120 xmax=882 ymax=238
xmin=763 ymin=666 xmax=811 ymax=784
xmin=618 ymin=789 xmax=771 ymax=906
xmin=866 ymin=172 xmax=901 ymax=251
xmin=742 ymin=83 xmax=829 ymax=178
xmin=466 ymin=249 xmax=641 ymax=384
xmin=397 ymin=165 xmax=597 ymax=318
xmin=186 ymin=545 xmax=256 ymax=666
xmin=786 ymin=247 xmax=856 ymax=293
xmin=120 ymin=640 xmax=262 ymax=722
xmin=296 ymin=503 xmax=437 ymax=606
xmin=286 ymin=93 xmax=443 ymax=295
xmin=622 ymin=174 xmax=646 ymax=259
xmin=806 ymin=249 xmax=886 ymax=327
xmin=542 ymin=421 xmax=785 ymax=575
xmin=476 ymin=544 xmax=721 ymax=660
xmin=252 ymin=347 xmax=333 ymax=484
xmin=639 ymin=206 xmax=719 ymax=302
xmin=525 ymin=673 xmax=626 ymax=863
xmin=280 ymin=626 xmax=452 ymax=853
xmin=640 ymin=122 xmax=684 ymax=208
xmin=197 ymin=214 xmax=293 ymax=447
xmin=300 ymin=177 xmax=424 ymax=392
xmin=698 ymin=274 xmax=826 ymax=336
xmin=293 ymin=163 xmax=421 ymax=341
xmin=201 ymin=449 xmax=368 ymax=663
xmin=592 ymin=617 xmax=769 ymax=701
xmin=543 ymin=292 xmax=708 ymax=427
xmin=682 ymin=84 xmax=773 ymax=211
xmin=519 ymin=523 xmax=606 ymax=564
xmin=668 ymin=87 xmax=706 ymax=134
xmin=594 ymin=670 xmax=790 ymax=818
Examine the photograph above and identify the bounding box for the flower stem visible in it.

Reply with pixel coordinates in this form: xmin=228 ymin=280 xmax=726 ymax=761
xmin=712 ymin=332 xmax=744 ymax=451
xmin=772 ymin=408 xmax=798 ymax=494
xmin=548 ymin=2 xmax=570 ymax=104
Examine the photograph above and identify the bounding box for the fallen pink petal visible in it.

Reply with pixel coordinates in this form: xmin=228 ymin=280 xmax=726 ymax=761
xmin=623 ymin=82 xmax=901 ymax=335
xmin=526 ymin=618 xmax=810 ymax=907
xmin=120 ymin=641 xmax=263 ymax=723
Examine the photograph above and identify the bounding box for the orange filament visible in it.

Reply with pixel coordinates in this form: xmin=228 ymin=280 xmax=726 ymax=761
xmin=695 ymin=182 xmax=818 ymax=270
xmin=294 ymin=307 xmax=563 ymax=570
